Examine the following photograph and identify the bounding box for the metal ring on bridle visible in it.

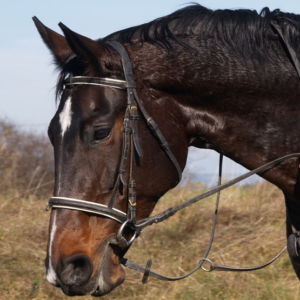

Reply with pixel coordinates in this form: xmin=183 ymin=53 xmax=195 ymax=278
xmin=116 ymin=220 xmax=138 ymax=248
xmin=199 ymin=258 xmax=214 ymax=272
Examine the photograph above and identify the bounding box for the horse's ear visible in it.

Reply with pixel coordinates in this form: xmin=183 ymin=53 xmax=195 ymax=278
xmin=32 ymin=16 xmax=72 ymax=67
xmin=58 ymin=23 xmax=106 ymax=70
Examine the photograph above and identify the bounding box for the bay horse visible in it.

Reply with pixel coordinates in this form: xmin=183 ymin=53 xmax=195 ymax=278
xmin=33 ymin=4 xmax=300 ymax=296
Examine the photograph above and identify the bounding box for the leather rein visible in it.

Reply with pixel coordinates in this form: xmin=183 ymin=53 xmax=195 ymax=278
xmin=48 ymin=23 xmax=300 ymax=282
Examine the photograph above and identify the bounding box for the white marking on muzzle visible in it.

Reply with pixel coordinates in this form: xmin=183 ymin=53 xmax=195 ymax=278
xmin=46 ymin=210 xmax=58 ymax=285
xmin=59 ymin=96 xmax=73 ymax=137
xmin=97 ymin=271 xmax=111 ymax=294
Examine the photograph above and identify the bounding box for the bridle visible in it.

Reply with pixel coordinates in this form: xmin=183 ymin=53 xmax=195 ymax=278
xmin=48 ymin=29 xmax=300 ymax=282
xmin=49 ymin=40 xmax=183 ymax=245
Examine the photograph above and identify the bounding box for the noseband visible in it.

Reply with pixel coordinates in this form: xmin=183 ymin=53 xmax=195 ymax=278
xmin=49 ymin=35 xmax=300 ymax=282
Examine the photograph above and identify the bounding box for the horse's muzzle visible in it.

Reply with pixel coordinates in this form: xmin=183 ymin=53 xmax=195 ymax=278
xmin=54 ymin=241 xmax=125 ymax=296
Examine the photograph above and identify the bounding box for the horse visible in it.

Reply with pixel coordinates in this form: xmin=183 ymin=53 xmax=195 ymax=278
xmin=33 ymin=4 xmax=300 ymax=296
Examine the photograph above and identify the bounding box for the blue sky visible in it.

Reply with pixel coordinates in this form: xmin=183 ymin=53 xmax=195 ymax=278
xmin=1 ymin=0 xmax=300 ymax=182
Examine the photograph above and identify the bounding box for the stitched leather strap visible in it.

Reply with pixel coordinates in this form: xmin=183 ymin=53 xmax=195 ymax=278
xmin=135 ymin=153 xmax=300 ymax=229
xmin=65 ymin=76 xmax=127 ymax=89
xmin=107 ymin=41 xmax=182 ymax=181
xmin=49 ymin=197 xmax=127 ymax=224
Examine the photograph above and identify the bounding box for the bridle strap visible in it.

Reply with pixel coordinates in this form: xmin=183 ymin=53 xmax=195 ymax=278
xmin=132 ymin=88 xmax=183 ymax=181
xmin=107 ymin=41 xmax=183 ymax=180
xmin=65 ymin=76 xmax=127 ymax=89
xmin=121 ymin=245 xmax=287 ymax=281
xmin=49 ymin=197 xmax=127 ymax=224
xmin=107 ymin=41 xmax=136 ymax=88
xmin=135 ymin=152 xmax=300 ymax=230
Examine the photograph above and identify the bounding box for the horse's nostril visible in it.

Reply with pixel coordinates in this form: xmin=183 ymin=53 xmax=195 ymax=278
xmin=60 ymin=254 xmax=93 ymax=287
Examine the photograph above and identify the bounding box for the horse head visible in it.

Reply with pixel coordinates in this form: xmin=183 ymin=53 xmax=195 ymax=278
xmin=33 ymin=18 xmax=188 ymax=296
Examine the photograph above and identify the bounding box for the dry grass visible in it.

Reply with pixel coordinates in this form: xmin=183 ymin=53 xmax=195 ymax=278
xmin=0 ymin=120 xmax=53 ymax=198
xmin=1 ymin=181 xmax=299 ymax=300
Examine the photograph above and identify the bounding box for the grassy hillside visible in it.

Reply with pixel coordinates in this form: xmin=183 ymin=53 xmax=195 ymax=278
xmin=1 ymin=182 xmax=299 ymax=300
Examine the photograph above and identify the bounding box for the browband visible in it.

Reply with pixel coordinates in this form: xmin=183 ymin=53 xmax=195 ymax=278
xmin=64 ymin=76 xmax=127 ymax=90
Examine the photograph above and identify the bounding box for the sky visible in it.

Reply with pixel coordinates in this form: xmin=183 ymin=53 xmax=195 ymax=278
xmin=1 ymin=0 xmax=300 ymax=183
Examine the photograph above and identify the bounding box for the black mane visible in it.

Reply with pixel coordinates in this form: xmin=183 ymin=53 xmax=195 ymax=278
xmin=105 ymin=4 xmax=300 ymax=53
xmin=56 ymin=4 xmax=300 ymax=98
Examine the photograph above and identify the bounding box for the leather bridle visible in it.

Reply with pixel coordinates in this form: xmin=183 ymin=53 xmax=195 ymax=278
xmin=49 ymin=40 xmax=183 ymax=248
xmin=48 ymin=33 xmax=300 ymax=282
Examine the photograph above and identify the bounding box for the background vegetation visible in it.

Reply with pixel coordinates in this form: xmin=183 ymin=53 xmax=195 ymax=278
xmin=0 ymin=120 xmax=299 ymax=299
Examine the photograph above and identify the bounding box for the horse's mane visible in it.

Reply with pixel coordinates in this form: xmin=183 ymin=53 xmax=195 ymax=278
xmin=56 ymin=4 xmax=300 ymax=99
xmin=104 ymin=4 xmax=300 ymax=54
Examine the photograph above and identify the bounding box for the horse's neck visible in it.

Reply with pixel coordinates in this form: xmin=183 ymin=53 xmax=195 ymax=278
xmin=132 ymin=42 xmax=300 ymax=192
xmin=185 ymin=69 xmax=300 ymax=193
xmin=145 ymin=46 xmax=300 ymax=189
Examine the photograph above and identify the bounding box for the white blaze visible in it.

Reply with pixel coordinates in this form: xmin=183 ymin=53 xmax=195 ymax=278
xmin=59 ymin=96 xmax=73 ymax=137
xmin=46 ymin=97 xmax=73 ymax=284
xmin=46 ymin=210 xmax=58 ymax=284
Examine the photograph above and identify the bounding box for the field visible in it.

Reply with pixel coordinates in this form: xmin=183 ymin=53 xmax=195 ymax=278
xmin=2 ymin=182 xmax=300 ymax=299
xmin=1 ymin=121 xmax=300 ymax=299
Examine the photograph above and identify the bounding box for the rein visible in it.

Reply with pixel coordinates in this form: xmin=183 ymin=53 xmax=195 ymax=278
xmin=48 ymin=21 xmax=300 ymax=282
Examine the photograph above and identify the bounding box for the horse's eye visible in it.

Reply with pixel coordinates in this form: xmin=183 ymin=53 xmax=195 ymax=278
xmin=93 ymin=128 xmax=111 ymax=142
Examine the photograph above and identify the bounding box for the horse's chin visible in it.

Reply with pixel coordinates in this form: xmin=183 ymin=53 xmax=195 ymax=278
xmin=59 ymin=269 xmax=125 ymax=297
xmin=57 ymin=267 xmax=125 ymax=297
xmin=90 ymin=267 xmax=125 ymax=297
xmin=91 ymin=286 xmax=113 ymax=297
